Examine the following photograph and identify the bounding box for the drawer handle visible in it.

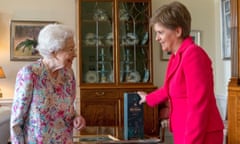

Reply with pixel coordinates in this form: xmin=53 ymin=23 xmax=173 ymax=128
xmin=96 ymin=92 xmax=105 ymax=96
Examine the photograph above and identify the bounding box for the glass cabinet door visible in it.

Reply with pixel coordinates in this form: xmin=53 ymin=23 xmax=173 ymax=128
xmin=80 ymin=1 xmax=114 ymax=84
xmin=118 ymin=1 xmax=151 ymax=83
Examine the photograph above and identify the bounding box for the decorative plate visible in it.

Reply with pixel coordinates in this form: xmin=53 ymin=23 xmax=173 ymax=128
xmin=141 ymin=32 xmax=149 ymax=45
xmin=108 ymin=70 xmax=114 ymax=82
xmin=85 ymin=71 xmax=98 ymax=83
xmin=85 ymin=33 xmax=97 ymax=46
xmin=126 ymin=71 xmax=141 ymax=82
xmin=105 ymin=32 xmax=114 ymax=45
xmin=122 ymin=33 xmax=139 ymax=46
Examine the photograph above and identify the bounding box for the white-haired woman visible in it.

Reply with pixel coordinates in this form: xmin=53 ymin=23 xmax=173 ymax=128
xmin=10 ymin=24 xmax=86 ymax=144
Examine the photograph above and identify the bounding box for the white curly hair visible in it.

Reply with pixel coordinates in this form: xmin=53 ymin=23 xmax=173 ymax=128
xmin=36 ymin=24 xmax=74 ymax=58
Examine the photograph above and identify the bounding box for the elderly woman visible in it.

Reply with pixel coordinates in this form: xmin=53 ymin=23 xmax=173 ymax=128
xmin=10 ymin=24 xmax=86 ymax=144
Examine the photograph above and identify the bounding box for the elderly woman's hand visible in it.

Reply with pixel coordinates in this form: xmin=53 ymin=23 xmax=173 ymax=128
xmin=73 ymin=115 xmax=86 ymax=130
xmin=137 ymin=91 xmax=147 ymax=104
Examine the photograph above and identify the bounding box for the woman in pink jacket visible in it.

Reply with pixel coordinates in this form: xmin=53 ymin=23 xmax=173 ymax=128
xmin=138 ymin=1 xmax=224 ymax=144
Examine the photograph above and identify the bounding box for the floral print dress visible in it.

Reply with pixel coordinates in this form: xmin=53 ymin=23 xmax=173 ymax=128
xmin=10 ymin=60 xmax=77 ymax=144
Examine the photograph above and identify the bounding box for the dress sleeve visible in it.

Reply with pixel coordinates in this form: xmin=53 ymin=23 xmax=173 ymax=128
xmin=146 ymin=85 xmax=169 ymax=107
xmin=10 ymin=67 xmax=34 ymax=144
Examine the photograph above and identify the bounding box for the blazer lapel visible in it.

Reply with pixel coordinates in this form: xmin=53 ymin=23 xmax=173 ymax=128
xmin=165 ymin=37 xmax=194 ymax=81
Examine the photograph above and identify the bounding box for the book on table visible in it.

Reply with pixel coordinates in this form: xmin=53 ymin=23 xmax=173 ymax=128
xmin=123 ymin=92 xmax=144 ymax=140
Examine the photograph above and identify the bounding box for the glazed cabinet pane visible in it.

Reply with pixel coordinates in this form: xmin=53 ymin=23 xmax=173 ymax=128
xmin=79 ymin=0 xmax=152 ymax=85
xmin=118 ymin=2 xmax=151 ymax=83
xmin=81 ymin=1 xmax=114 ymax=84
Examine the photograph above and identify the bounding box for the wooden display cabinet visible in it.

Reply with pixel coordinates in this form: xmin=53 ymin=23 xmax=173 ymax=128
xmin=77 ymin=0 xmax=158 ymax=135
xmin=227 ymin=0 xmax=240 ymax=143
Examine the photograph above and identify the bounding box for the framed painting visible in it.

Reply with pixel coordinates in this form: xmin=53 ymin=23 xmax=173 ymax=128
xmin=160 ymin=30 xmax=201 ymax=61
xmin=10 ymin=20 xmax=57 ymax=61
xmin=221 ymin=0 xmax=231 ymax=60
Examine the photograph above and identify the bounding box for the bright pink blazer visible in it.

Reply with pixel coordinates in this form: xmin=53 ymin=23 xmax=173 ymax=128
xmin=146 ymin=37 xmax=224 ymax=144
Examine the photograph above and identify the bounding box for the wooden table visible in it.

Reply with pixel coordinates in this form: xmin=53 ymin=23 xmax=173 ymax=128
xmin=73 ymin=126 xmax=163 ymax=144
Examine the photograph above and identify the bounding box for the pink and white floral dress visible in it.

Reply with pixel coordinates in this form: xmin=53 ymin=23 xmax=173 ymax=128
xmin=11 ymin=59 xmax=77 ymax=144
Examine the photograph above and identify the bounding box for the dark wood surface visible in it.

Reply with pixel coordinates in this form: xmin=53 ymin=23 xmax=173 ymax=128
xmin=74 ymin=126 xmax=163 ymax=144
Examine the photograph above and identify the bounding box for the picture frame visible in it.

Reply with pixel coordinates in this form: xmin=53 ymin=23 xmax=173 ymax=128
xmin=221 ymin=0 xmax=231 ymax=60
xmin=10 ymin=20 xmax=57 ymax=61
xmin=160 ymin=50 xmax=171 ymax=61
xmin=160 ymin=30 xmax=201 ymax=61
xmin=190 ymin=30 xmax=201 ymax=46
